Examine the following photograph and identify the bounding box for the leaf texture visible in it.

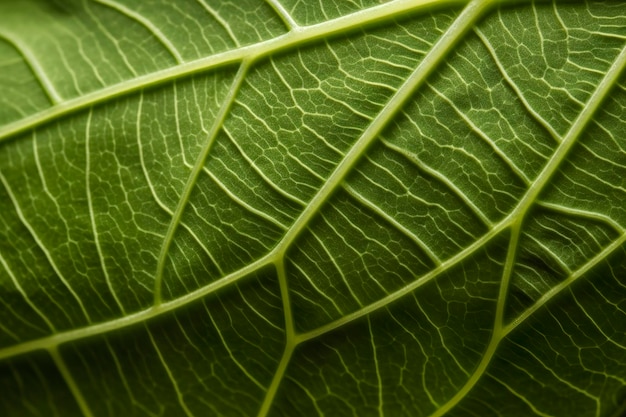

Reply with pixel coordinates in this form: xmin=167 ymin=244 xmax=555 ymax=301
xmin=0 ymin=0 xmax=626 ymax=416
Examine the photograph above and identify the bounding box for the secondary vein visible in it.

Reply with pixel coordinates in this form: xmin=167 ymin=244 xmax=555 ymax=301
xmin=152 ymin=62 xmax=249 ymax=306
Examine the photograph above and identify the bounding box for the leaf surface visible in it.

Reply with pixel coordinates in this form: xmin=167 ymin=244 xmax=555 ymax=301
xmin=1 ymin=0 xmax=626 ymax=416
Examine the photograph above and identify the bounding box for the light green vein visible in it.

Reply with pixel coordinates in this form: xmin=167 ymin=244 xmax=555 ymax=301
xmin=535 ymin=201 xmax=624 ymax=233
xmin=268 ymin=0 xmax=491 ymax=260
xmin=145 ymin=327 xmax=194 ymax=417
xmin=381 ymin=138 xmax=493 ymax=227
xmin=425 ymin=222 xmax=519 ymax=417
xmin=0 ymin=254 xmax=274 ymax=361
xmin=423 ymin=226 xmax=519 ymax=417
xmin=85 ymin=108 xmax=126 ymax=315
xmin=94 ymin=0 xmax=184 ymax=64
xmin=265 ymin=0 xmax=298 ymax=30
xmin=195 ymin=0 xmax=240 ymax=46
xmin=369 ymin=316 xmax=385 ymax=417
xmin=49 ymin=347 xmax=95 ymax=417
xmin=343 ymin=183 xmax=442 ymax=265
xmin=153 ymin=63 xmax=249 ymax=306
xmin=256 ymin=339 xmax=294 ymax=417
xmin=203 ymin=300 xmax=267 ymax=392
xmin=0 ymin=32 xmax=61 ymax=104
xmin=201 ymin=166 xmax=289 ymax=230
xmin=504 ymin=231 xmax=626 ymax=337
xmin=257 ymin=259 xmax=295 ymax=417
xmin=136 ymin=91 xmax=177 ymax=217
xmin=296 ymin=221 xmax=507 ymax=343
xmin=0 ymin=253 xmax=56 ymax=333
xmin=487 ymin=373 xmax=553 ymax=417
xmin=0 ymin=171 xmax=92 ymax=324
xmin=0 ymin=0 xmax=461 ymax=143
xmin=474 ymin=26 xmax=561 ymax=143
xmin=278 ymin=252 xmax=299 ymax=342
xmin=495 ymin=224 xmax=520 ymax=330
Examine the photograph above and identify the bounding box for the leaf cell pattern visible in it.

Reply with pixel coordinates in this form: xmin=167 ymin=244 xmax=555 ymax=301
xmin=0 ymin=0 xmax=626 ymax=416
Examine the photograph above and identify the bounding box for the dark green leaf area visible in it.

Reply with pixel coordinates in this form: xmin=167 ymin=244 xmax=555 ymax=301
xmin=453 ymin=247 xmax=626 ymax=417
xmin=279 ymin=235 xmax=505 ymax=416
xmin=0 ymin=350 xmax=82 ymax=417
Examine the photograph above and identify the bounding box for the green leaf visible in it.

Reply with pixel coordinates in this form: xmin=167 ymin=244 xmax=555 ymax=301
xmin=1 ymin=0 xmax=625 ymax=415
